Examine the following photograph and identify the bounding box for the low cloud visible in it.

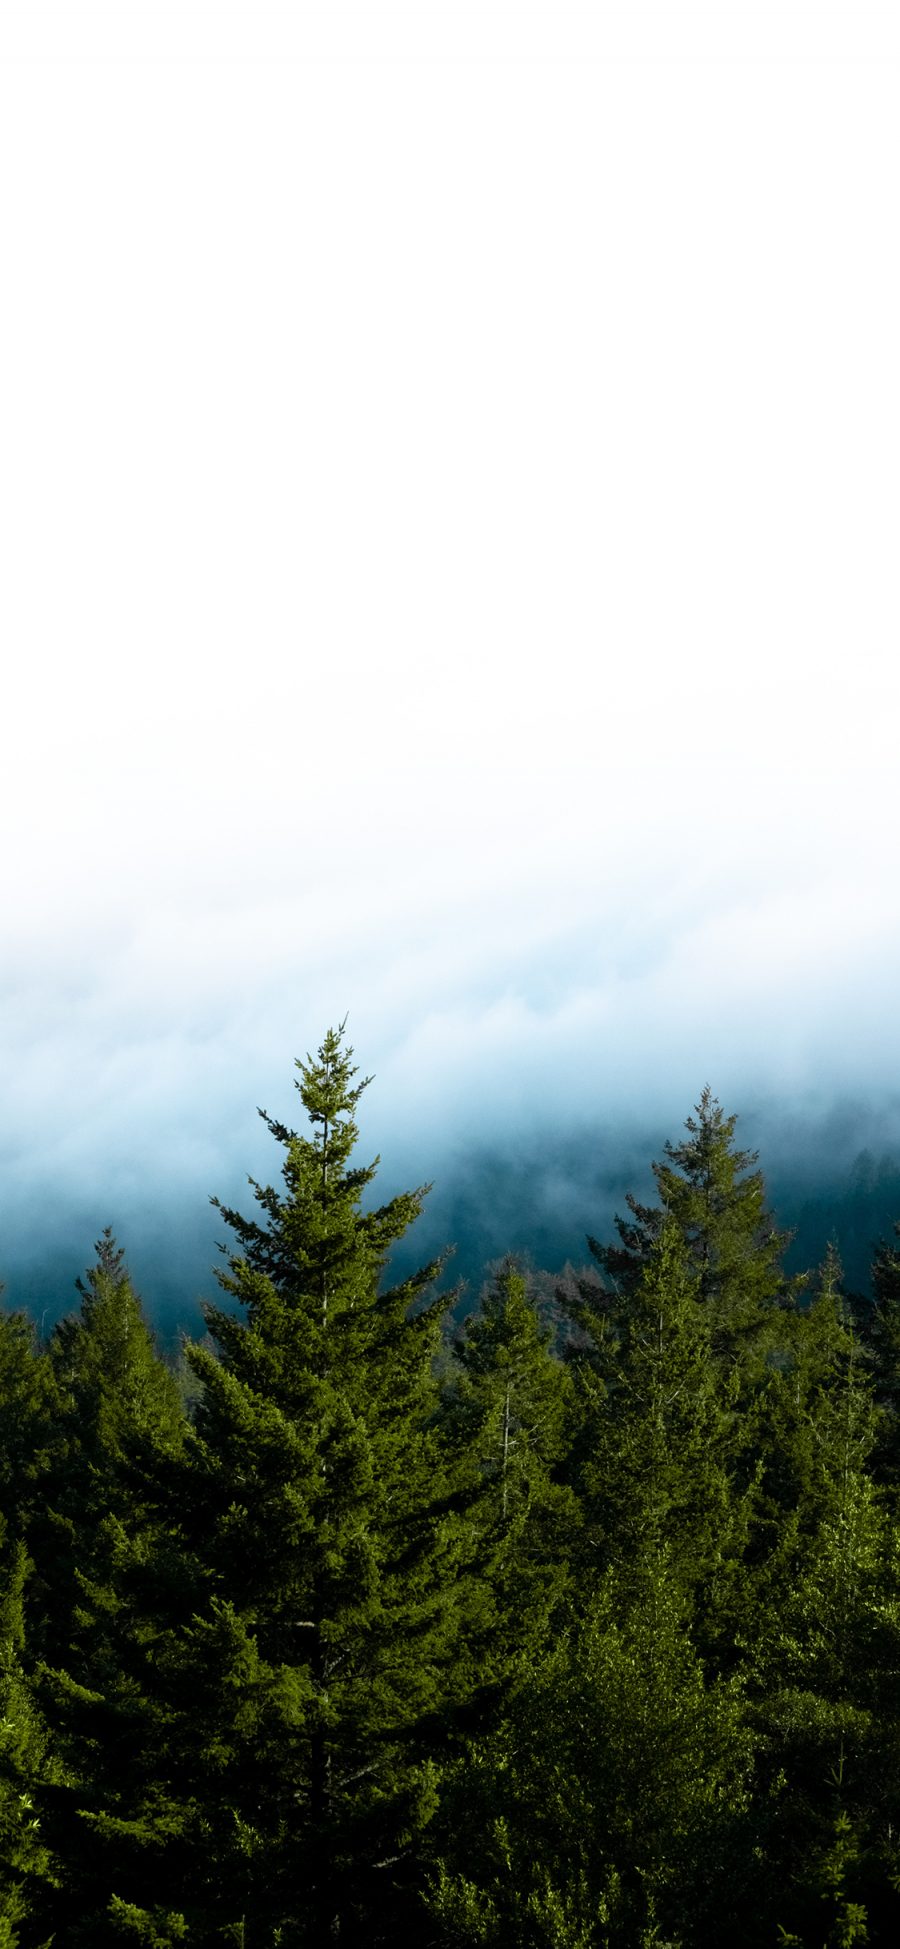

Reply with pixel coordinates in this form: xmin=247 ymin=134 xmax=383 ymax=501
xmin=3 ymin=37 xmax=900 ymax=1324
xmin=4 ymin=854 xmax=900 ymax=1332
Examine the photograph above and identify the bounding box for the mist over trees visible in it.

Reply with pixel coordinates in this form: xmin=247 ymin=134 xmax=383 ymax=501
xmin=3 ymin=1028 xmax=900 ymax=1944
xmin=6 ymin=1097 xmax=899 ymax=1344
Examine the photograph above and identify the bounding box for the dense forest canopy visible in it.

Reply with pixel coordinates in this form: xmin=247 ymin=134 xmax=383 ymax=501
xmin=3 ymin=1026 xmax=900 ymax=1945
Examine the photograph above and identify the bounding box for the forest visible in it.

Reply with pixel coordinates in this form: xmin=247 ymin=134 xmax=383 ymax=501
xmin=3 ymin=1024 xmax=900 ymax=1947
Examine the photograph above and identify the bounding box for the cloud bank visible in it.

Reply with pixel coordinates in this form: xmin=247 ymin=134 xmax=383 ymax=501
xmin=2 ymin=14 xmax=899 ymax=1320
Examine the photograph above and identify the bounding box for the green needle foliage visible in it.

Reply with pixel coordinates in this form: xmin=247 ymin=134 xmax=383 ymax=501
xmin=588 ymin=1086 xmax=796 ymax=1377
xmin=576 ymin=1226 xmax=734 ymax=1587
xmin=445 ymin=1258 xmax=578 ymax=1665
xmin=743 ymin=1250 xmax=900 ymax=1943
xmin=431 ymin=1228 xmax=755 ymax=1947
xmin=6 ymin=1061 xmax=900 ymax=1942
xmin=91 ymin=1024 xmax=467 ymax=1946
xmin=429 ymin=1547 xmax=754 ymax=1948
xmin=33 ymin=1231 xmax=185 ymax=1667
xmin=451 ymin=1260 xmax=572 ymax=1523
xmin=745 ymin=1248 xmax=884 ymax=1687
xmin=0 ymin=1303 xmax=51 ymax=1530
xmin=862 ymin=1221 xmax=900 ymax=1490
xmin=564 ymin=1223 xmax=750 ymax=1678
xmin=23 ymin=1235 xmax=186 ymax=1946
xmin=0 ymin=1521 xmax=59 ymax=1949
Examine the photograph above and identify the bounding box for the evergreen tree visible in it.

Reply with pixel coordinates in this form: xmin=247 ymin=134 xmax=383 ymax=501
xmin=743 ymin=1249 xmax=900 ymax=1944
xmin=24 ymin=1234 xmax=186 ymax=1946
xmin=444 ymin=1258 xmax=578 ymax=1672
xmin=0 ymin=1521 xmax=58 ymax=1948
xmin=430 ymin=1229 xmax=756 ymax=1947
xmin=862 ymin=1219 xmax=900 ymax=1488
xmin=85 ymin=1025 xmax=468 ymax=1946
xmin=0 ymin=1299 xmax=53 ymax=1551
xmin=744 ymin=1248 xmax=883 ymax=1688
xmin=563 ymin=1222 xmax=748 ymax=1671
xmin=30 ymin=1229 xmax=185 ymax=1671
xmin=586 ymin=1086 xmax=795 ymax=1375
xmin=429 ymin=1555 xmax=754 ymax=1948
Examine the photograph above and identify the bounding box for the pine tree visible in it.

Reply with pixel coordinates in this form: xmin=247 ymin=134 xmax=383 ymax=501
xmin=0 ymin=1299 xmax=53 ymax=1551
xmin=587 ymin=1087 xmax=795 ymax=1376
xmin=444 ymin=1258 xmax=578 ymax=1672
xmin=0 ymin=1520 xmax=58 ymax=1948
xmin=87 ymin=1025 xmax=468 ymax=1946
xmin=429 ymin=1553 xmax=754 ymax=1948
xmin=861 ymin=1220 xmax=900 ymax=1489
xmin=562 ymin=1222 xmax=747 ymax=1674
xmin=23 ymin=1234 xmax=186 ymax=1945
xmin=744 ymin=1248 xmax=883 ymax=1687
xmin=428 ymin=1228 xmax=758 ymax=1947
xmin=743 ymin=1249 xmax=900 ymax=1943
xmin=30 ymin=1229 xmax=185 ymax=1672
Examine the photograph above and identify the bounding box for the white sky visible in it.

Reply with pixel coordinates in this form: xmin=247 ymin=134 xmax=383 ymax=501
xmin=2 ymin=3 xmax=900 ymax=1253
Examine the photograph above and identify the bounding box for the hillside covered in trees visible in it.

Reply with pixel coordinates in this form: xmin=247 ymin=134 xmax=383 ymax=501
xmin=4 ymin=1026 xmax=900 ymax=1946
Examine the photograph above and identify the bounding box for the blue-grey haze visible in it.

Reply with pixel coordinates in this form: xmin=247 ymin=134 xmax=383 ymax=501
xmin=6 ymin=1088 xmax=900 ymax=1345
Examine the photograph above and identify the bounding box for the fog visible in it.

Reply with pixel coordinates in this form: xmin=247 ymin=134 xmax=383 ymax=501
xmin=2 ymin=7 xmax=899 ymax=1328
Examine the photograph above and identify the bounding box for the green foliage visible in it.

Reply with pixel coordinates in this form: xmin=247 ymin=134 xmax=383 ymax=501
xmin=430 ymin=1227 xmax=757 ymax=1946
xmin=745 ymin=1249 xmax=883 ymax=1689
xmin=777 ymin=1807 xmax=874 ymax=1947
xmin=739 ymin=1252 xmax=900 ymax=1944
xmin=0 ymin=1301 xmax=54 ymax=1548
xmin=862 ymin=1221 xmax=900 ymax=1488
xmin=564 ymin=1223 xmax=751 ymax=1684
xmin=77 ymin=1025 xmax=467 ymax=1943
xmin=443 ymin=1257 xmax=578 ymax=1674
xmin=33 ymin=1229 xmax=186 ymax=1666
xmin=107 ymin=1896 xmax=188 ymax=1943
xmin=586 ymin=1086 xmax=796 ymax=1374
xmin=0 ymin=1524 xmax=58 ymax=1949
xmin=451 ymin=1259 xmax=573 ymax=1522
xmin=430 ymin=1555 xmax=753 ymax=1946
xmin=5 ymin=1065 xmax=900 ymax=1941
xmin=578 ymin=1226 xmax=734 ymax=1577
xmin=19 ymin=1235 xmax=187 ymax=1945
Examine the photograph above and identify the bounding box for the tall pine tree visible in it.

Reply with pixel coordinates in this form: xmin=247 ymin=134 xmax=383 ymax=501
xmin=0 ymin=1299 xmax=53 ymax=1553
xmin=29 ymin=1228 xmax=185 ymax=1670
xmin=25 ymin=1234 xmax=186 ymax=1946
xmin=741 ymin=1249 xmax=900 ymax=1945
xmin=87 ymin=1025 xmax=469 ymax=1947
xmin=430 ymin=1229 xmax=756 ymax=1948
xmin=862 ymin=1219 xmax=900 ymax=1489
xmin=587 ymin=1086 xmax=795 ymax=1376
xmin=444 ymin=1258 xmax=577 ymax=1670
xmin=0 ymin=1521 xmax=59 ymax=1949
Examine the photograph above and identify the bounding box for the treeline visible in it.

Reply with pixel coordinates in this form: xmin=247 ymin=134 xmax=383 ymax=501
xmin=3 ymin=1028 xmax=900 ymax=1946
